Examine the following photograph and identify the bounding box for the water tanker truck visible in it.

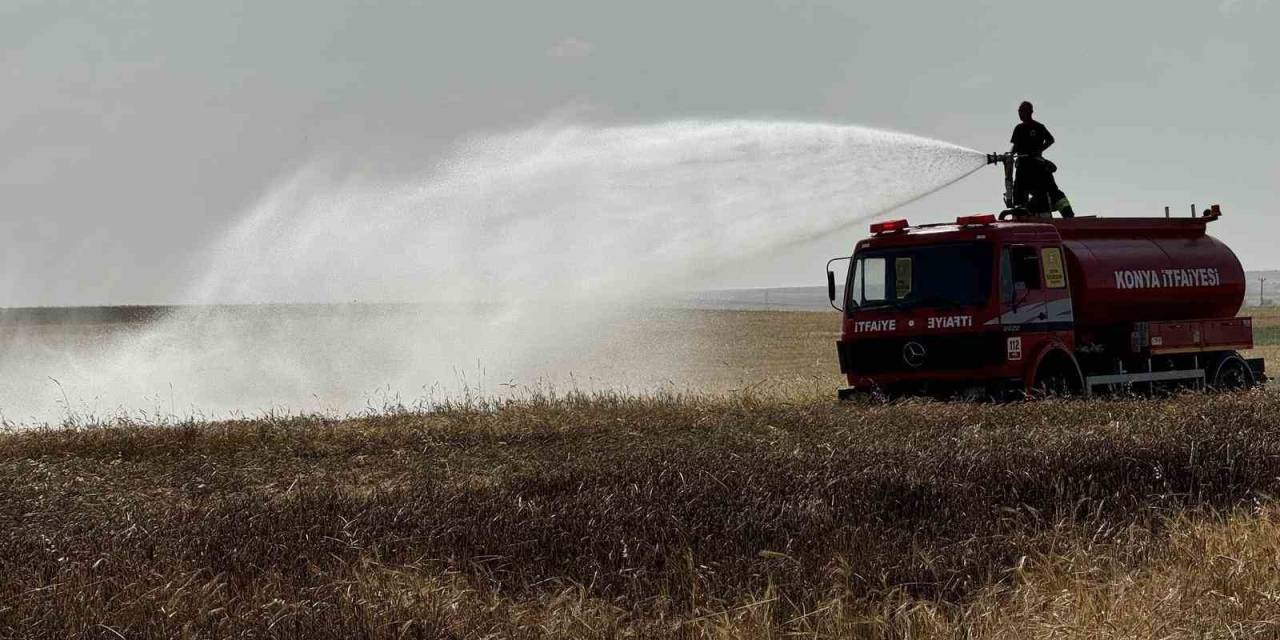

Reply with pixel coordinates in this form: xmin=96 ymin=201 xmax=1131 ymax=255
xmin=825 ymin=204 xmax=1265 ymax=399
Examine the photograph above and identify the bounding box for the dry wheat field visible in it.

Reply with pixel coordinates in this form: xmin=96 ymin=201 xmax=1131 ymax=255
xmin=3 ymin=307 xmax=1280 ymax=639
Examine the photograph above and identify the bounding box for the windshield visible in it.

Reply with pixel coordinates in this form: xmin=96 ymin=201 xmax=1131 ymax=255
xmin=845 ymin=242 xmax=992 ymax=313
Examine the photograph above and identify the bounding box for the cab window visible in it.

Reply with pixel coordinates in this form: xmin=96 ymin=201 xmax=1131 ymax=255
xmin=861 ymin=257 xmax=887 ymax=303
xmin=846 ymin=243 xmax=992 ymax=312
xmin=1002 ymin=246 xmax=1042 ymax=294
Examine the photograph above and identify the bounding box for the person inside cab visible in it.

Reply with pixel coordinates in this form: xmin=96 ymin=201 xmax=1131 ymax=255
xmin=1010 ymin=101 xmax=1076 ymax=218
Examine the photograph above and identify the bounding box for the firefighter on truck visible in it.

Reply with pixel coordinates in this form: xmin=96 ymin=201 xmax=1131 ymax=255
xmin=1009 ymin=101 xmax=1077 ymax=218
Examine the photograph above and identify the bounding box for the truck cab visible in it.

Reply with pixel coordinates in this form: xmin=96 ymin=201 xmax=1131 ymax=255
xmin=828 ymin=212 xmax=1264 ymax=399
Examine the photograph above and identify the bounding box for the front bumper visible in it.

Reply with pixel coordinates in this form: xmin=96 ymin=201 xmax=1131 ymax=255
xmin=837 ymin=333 xmax=1010 ymax=377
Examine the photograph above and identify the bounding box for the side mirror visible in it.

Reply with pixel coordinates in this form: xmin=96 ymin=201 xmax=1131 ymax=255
xmin=825 ymin=256 xmax=851 ymax=312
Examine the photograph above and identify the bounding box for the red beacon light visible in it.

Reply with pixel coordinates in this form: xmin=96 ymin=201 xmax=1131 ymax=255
xmin=869 ymin=219 xmax=910 ymax=234
xmin=956 ymin=214 xmax=996 ymax=227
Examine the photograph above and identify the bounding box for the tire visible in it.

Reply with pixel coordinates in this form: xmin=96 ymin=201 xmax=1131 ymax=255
xmin=1209 ymin=354 xmax=1253 ymax=391
xmin=1030 ymin=352 xmax=1084 ymax=399
xmin=1033 ymin=370 xmax=1072 ymax=397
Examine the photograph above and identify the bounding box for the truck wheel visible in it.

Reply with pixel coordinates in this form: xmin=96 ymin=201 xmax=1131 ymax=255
xmin=1030 ymin=352 xmax=1084 ymax=398
xmin=1209 ymin=354 xmax=1253 ymax=391
xmin=1033 ymin=370 xmax=1072 ymax=397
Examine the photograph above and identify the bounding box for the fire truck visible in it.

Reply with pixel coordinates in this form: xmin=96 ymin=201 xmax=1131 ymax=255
xmin=825 ymin=205 xmax=1265 ymax=399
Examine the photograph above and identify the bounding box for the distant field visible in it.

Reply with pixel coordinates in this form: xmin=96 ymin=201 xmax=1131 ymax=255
xmin=1243 ymin=305 xmax=1280 ymax=369
xmin=5 ymin=298 xmax=1269 ymax=378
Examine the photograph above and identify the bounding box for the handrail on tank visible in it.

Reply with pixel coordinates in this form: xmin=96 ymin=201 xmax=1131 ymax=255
xmin=1046 ymin=205 xmax=1222 ymax=238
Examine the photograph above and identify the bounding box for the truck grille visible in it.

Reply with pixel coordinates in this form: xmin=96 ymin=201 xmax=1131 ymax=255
xmin=838 ymin=333 xmax=1007 ymax=375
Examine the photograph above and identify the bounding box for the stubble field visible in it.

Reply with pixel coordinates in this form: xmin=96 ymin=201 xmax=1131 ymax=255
xmin=3 ymin=306 xmax=1280 ymax=639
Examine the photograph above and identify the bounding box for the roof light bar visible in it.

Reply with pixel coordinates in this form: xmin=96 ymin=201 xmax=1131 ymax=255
xmin=869 ymin=219 xmax=910 ymax=234
xmin=956 ymin=214 xmax=997 ymax=226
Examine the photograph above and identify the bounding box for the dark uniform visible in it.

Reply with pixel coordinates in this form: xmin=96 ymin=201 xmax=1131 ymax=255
xmin=1009 ymin=119 xmax=1074 ymax=218
xmin=1011 ymin=120 xmax=1054 ymax=156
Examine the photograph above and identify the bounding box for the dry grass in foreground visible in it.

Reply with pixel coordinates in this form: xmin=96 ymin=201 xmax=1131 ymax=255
xmin=4 ymin=390 xmax=1280 ymax=638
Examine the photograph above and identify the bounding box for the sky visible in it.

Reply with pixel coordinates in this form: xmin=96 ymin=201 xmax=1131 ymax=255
xmin=2 ymin=0 xmax=1277 ymax=306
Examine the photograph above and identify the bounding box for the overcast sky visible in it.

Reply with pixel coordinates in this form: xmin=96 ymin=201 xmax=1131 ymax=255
xmin=2 ymin=0 xmax=1277 ymax=306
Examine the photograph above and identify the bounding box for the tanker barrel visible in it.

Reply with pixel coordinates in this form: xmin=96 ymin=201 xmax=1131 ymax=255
xmin=1060 ymin=222 xmax=1247 ymax=327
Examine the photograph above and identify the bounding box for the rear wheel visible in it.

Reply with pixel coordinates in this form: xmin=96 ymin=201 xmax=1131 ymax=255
xmin=1209 ymin=353 xmax=1253 ymax=391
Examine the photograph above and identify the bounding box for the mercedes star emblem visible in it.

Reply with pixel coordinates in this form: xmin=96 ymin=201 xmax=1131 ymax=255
xmin=902 ymin=341 xmax=927 ymax=368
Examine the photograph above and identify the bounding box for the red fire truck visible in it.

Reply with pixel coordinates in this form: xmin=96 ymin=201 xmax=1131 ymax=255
xmin=825 ymin=207 xmax=1265 ymax=399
